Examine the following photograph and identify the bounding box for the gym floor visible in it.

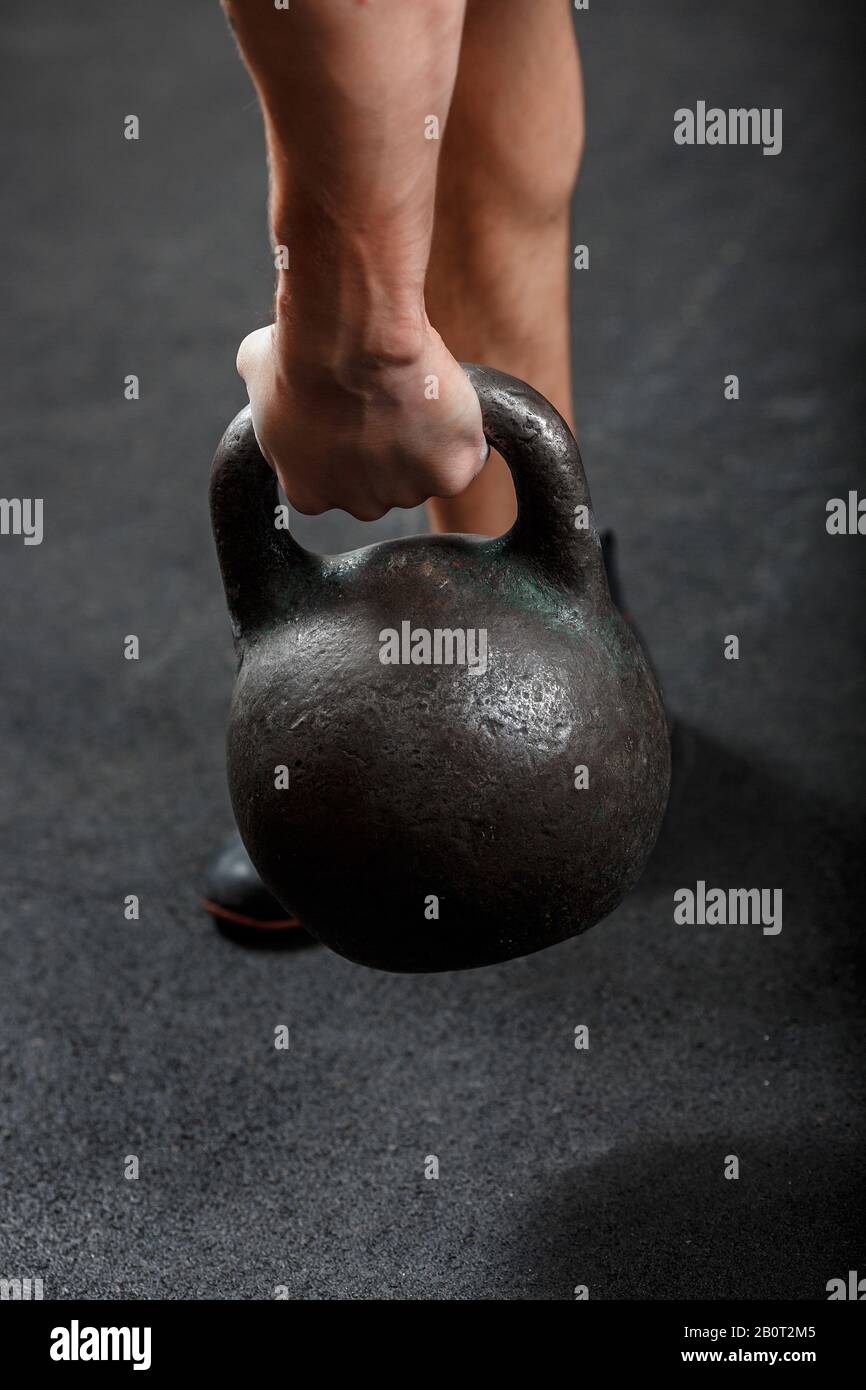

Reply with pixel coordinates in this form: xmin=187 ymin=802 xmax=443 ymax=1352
xmin=1 ymin=1 xmax=863 ymax=1299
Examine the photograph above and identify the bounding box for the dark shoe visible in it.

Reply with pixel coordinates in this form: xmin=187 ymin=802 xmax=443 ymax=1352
xmin=601 ymin=529 xmax=629 ymax=620
xmin=202 ymin=829 xmax=311 ymax=946
xmin=602 ymin=529 xmax=673 ymax=736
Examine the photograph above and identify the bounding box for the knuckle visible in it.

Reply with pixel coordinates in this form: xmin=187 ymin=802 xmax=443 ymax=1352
xmin=430 ymin=469 xmax=471 ymax=502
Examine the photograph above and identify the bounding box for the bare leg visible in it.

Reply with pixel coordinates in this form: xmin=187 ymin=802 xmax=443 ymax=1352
xmin=426 ymin=0 xmax=584 ymax=535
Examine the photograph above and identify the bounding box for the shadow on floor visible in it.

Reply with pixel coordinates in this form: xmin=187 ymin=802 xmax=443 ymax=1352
xmin=507 ymin=1132 xmax=864 ymax=1300
xmin=646 ymin=722 xmax=862 ymax=944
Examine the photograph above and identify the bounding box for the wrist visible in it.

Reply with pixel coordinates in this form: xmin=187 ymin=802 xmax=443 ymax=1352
xmin=272 ymin=209 xmax=429 ymax=388
xmin=274 ymin=309 xmax=429 ymax=398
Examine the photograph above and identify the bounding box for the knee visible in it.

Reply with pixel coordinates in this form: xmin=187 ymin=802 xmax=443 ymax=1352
xmin=444 ymin=27 xmax=585 ymax=226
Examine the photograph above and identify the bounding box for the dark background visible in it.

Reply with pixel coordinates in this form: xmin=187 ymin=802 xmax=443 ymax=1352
xmin=1 ymin=0 xmax=863 ymax=1299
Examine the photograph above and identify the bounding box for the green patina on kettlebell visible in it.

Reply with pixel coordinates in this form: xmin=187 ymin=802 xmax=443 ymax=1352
xmin=210 ymin=365 xmax=670 ymax=972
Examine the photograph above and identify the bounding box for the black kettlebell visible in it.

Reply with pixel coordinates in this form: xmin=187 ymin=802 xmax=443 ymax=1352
xmin=210 ymin=365 xmax=670 ymax=972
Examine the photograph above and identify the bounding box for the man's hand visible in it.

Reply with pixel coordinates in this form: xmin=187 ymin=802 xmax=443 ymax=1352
xmin=224 ymin=0 xmax=483 ymax=519
xmin=237 ymin=318 xmax=486 ymax=521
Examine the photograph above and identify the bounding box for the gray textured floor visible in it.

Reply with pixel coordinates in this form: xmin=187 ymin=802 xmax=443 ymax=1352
xmin=1 ymin=1 xmax=863 ymax=1299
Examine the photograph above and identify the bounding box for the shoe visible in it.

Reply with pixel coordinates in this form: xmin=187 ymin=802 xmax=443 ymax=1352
xmin=602 ymin=529 xmax=673 ymax=735
xmin=201 ymin=829 xmax=308 ymax=943
xmin=601 ymin=529 xmax=629 ymax=620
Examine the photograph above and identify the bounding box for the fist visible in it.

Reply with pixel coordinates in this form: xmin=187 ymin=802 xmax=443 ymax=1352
xmin=236 ymin=321 xmax=487 ymax=521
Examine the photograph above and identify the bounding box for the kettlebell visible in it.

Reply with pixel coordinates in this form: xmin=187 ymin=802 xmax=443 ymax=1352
xmin=210 ymin=365 xmax=670 ymax=972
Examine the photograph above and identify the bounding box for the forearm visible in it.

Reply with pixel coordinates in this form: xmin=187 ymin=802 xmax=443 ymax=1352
xmin=224 ymin=0 xmax=467 ymax=371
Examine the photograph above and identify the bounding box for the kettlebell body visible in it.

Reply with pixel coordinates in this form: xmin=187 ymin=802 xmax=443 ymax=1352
xmin=210 ymin=366 xmax=670 ymax=972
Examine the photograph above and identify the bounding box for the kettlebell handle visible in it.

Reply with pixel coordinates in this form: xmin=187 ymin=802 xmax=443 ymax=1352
xmin=462 ymin=363 xmax=602 ymax=592
xmin=210 ymin=364 xmax=603 ymax=639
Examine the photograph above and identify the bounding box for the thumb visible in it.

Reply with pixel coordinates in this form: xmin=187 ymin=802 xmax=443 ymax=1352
xmin=236 ymin=324 xmax=274 ymax=385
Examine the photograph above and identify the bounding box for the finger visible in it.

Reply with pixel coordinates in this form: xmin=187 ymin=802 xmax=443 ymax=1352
xmin=281 ymin=488 xmax=326 ymax=518
xmin=346 ymin=502 xmax=389 ymax=523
